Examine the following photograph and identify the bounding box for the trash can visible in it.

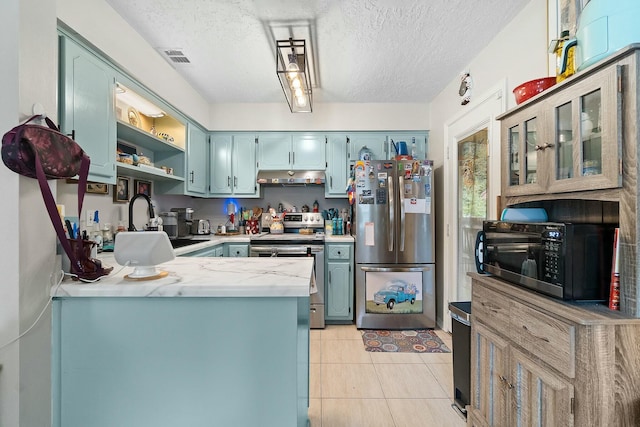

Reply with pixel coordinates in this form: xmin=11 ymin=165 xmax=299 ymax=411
xmin=449 ymin=301 xmax=471 ymax=417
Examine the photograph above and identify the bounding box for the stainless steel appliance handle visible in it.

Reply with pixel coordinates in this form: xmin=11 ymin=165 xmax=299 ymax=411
xmin=399 ymin=176 xmax=406 ymax=252
xmin=388 ymin=175 xmax=394 ymax=252
xmin=360 ymin=266 xmax=431 ymax=272
xmin=275 ymin=246 xmax=322 ymax=254
xmin=251 ymin=245 xmax=323 ymax=255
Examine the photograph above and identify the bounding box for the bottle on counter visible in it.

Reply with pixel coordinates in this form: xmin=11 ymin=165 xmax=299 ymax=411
xmin=313 ymin=200 xmax=319 ymax=213
xmin=411 ymin=137 xmax=417 ymax=159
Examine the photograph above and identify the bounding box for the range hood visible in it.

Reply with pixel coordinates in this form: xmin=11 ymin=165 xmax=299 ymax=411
xmin=256 ymin=170 xmax=325 ymax=185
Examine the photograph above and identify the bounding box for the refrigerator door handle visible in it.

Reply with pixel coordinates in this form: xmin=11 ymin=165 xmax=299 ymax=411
xmin=398 ymin=176 xmax=406 ymax=252
xmin=360 ymin=266 xmax=432 ymax=272
xmin=388 ymin=175 xmax=394 ymax=252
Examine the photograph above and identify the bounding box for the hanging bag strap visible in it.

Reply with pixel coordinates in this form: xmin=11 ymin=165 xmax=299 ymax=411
xmin=32 ymin=137 xmax=90 ymax=273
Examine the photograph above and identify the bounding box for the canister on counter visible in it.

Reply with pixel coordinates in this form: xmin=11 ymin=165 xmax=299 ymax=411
xmin=325 ymin=220 xmax=333 ymax=235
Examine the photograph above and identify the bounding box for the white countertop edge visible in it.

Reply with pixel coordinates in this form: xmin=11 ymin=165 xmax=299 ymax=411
xmin=324 ymin=235 xmax=354 ymax=242
xmin=53 ymin=257 xmax=314 ymax=298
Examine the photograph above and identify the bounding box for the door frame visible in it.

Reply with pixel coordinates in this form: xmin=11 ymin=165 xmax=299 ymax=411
xmin=442 ymin=80 xmax=507 ymax=332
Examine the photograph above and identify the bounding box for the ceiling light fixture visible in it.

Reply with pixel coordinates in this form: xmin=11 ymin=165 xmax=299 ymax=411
xmin=276 ymin=38 xmax=312 ymax=113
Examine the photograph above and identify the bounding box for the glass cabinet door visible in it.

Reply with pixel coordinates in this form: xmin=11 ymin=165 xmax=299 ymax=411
xmin=503 ymin=108 xmax=547 ymax=197
xmin=555 ymin=102 xmax=573 ymax=180
xmin=547 ymin=64 xmax=620 ymax=193
xmin=508 ymin=124 xmax=520 ymax=187
xmin=524 ymin=118 xmax=538 ymax=185
xmin=581 ymin=89 xmax=602 ymax=176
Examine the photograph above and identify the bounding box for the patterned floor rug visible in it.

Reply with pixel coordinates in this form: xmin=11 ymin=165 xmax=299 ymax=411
xmin=361 ymin=329 xmax=451 ymax=353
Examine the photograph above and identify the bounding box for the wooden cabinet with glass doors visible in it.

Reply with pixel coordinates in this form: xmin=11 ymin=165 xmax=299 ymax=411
xmin=500 ymin=60 xmax=622 ymax=199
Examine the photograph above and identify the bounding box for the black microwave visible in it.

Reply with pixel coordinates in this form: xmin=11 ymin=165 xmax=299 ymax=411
xmin=476 ymin=221 xmax=616 ymax=301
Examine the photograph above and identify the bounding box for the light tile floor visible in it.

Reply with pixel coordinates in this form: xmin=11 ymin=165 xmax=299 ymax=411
xmin=309 ymin=324 xmax=466 ymax=427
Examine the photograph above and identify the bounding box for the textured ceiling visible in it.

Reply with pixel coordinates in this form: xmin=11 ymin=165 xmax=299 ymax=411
xmin=105 ymin=0 xmax=530 ymax=104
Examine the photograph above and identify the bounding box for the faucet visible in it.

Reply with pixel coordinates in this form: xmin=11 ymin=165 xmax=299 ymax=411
xmin=128 ymin=193 xmax=156 ymax=231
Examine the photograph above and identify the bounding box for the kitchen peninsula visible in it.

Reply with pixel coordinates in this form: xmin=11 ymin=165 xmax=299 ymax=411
xmin=51 ymin=256 xmax=313 ymax=427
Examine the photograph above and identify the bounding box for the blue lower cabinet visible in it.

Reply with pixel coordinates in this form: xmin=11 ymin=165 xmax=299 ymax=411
xmin=225 ymin=243 xmax=249 ymax=257
xmin=181 ymin=244 xmax=224 ymax=257
xmin=325 ymin=243 xmax=354 ymax=322
xmin=52 ymin=297 xmax=310 ymax=427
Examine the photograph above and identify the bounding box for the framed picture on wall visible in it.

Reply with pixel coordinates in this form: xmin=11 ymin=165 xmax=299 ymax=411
xmin=86 ymin=182 xmax=109 ymax=195
xmin=113 ymin=176 xmax=130 ymax=203
xmin=134 ymin=179 xmax=152 ymax=197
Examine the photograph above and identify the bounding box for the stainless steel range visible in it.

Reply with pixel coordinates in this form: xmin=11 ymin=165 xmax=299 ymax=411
xmin=250 ymin=212 xmax=325 ymax=328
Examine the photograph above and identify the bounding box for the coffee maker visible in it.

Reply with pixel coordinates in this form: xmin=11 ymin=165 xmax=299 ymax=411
xmin=170 ymin=207 xmax=194 ymax=237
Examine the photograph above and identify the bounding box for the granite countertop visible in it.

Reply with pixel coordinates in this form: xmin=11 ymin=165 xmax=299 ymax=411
xmin=53 ymin=256 xmax=314 ymax=298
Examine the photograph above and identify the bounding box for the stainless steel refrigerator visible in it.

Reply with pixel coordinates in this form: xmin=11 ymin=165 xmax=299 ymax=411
xmin=354 ymin=159 xmax=436 ymax=329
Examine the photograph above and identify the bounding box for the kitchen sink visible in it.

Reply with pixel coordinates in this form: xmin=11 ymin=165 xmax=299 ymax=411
xmin=170 ymin=238 xmax=201 ymax=249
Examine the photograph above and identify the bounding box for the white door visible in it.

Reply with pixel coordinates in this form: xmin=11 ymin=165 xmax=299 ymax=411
xmin=442 ymin=82 xmax=506 ymax=331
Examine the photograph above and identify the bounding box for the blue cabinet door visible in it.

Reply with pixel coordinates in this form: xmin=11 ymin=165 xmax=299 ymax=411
xmin=325 ymin=243 xmax=354 ymax=321
xmin=326 ymin=261 xmax=352 ymax=319
xmin=292 ymin=133 xmax=326 ymax=169
xmin=232 ymin=134 xmax=258 ymax=196
xmin=387 ymin=132 xmax=429 ymax=159
xmin=186 ymin=124 xmax=208 ymax=195
xmin=225 ymin=243 xmax=249 ymax=257
xmin=257 ymin=133 xmax=292 ymax=170
xmin=348 ymin=133 xmax=388 ymax=162
xmin=209 ymin=133 xmax=233 ymax=195
xmin=59 ymin=36 xmax=116 ymax=184
xmin=325 ymin=134 xmax=348 ymax=198
xmin=210 ymin=133 xmax=258 ymax=197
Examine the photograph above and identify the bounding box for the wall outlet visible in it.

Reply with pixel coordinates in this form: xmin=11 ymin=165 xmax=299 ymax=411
xmin=86 ymin=210 xmax=94 ymax=227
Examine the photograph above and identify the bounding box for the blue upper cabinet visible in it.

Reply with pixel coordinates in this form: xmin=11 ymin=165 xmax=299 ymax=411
xmin=231 ymin=134 xmax=259 ymax=196
xmin=347 ymin=133 xmax=388 ymax=162
xmin=209 ymin=133 xmax=233 ymax=195
xmin=387 ymin=132 xmax=429 ymax=159
xmin=59 ymin=30 xmax=192 ymax=194
xmin=292 ymin=133 xmax=326 ymax=170
xmin=257 ymin=133 xmax=292 ymax=170
xmin=325 ymin=134 xmax=348 ymax=198
xmin=210 ymin=133 xmax=259 ymax=197
xmin=186 ymin=124 xmax=208 ymax=195
xmin=257 ymin=132 xmax=326 ymax=170
xmin=59 ymin=35 xmax=117 ymax=184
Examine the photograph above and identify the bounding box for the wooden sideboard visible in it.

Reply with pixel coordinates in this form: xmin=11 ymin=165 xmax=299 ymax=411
xmin=468 ymin=273 xmax=640 ymax=427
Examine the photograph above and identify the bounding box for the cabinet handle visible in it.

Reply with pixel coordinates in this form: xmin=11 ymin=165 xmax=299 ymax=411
xmin=535 ymin=143 xmax=555 ymax=151
xmin=499 ymin=375 xmax=514 ymax=389
xmin=190 ymin=171 xmax=195 ymax=183
xmin=330 ymin=176 xmax=333 ymax=188
xmin=227 ymin=176 xmax=231 ymax=187
xmin=289 ymin=152 xmax=291 ymax=164
xmin=329 ymin=271 xmax=332 ymax=283
xmin=67 ymin=130 xmax=76 ymax=140
xmin=292 ymin=152 xmax=295 ymax=164
xmin=234 ymin=176 xmax=237 ymax=187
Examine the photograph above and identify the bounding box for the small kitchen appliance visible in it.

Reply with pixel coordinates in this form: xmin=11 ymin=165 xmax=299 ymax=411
xmin=114 ymin=231 xmax=175 ymax=279
xmin=191 ymin=219 xmax=211 ymax=235
xmin=159 ymin=212 xmax=178 ymax=239
xmin=170 ymin=207 xmax=194 ymax=238
xmin=569 ymin=0 xmax=640 ymax=72
xmin=476 ymin=221 xmax=616 ymax=300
